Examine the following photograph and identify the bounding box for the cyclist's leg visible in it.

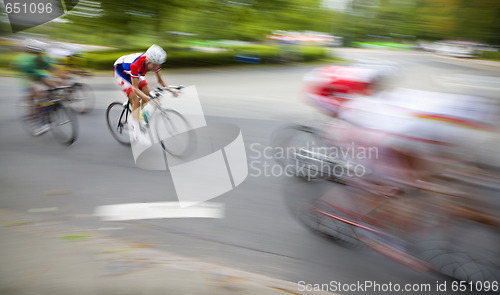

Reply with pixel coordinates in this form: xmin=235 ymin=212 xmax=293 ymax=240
xmin=114 ymin=70 xmax=151 ymax=141
xmin=129 ymin=79 xmax=151 ymax=142
xmin=130 ymin=78 xmax=149 ymax=118
xmin=113 ymin=69 xmax=147 ymax=115
xmin=125 ymin=89 xmax=141 ymax=138
xmin=137 ymin=79 xmax=151 ymax=109
xmin=113 ymin=70 xmax=138 ymax=137
xmin=28 ymin=81 xmax=51 ymax=134
xmin=20 ymin=77 xmax=37 ymax=117
xmin=140 ymin=82 xmax=151 ymax=98
xmin=29 ymin=80 xmax=48 ymax=114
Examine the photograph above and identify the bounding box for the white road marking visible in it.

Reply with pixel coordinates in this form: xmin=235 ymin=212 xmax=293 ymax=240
xmin=94 ymin=202 xmax=225 ymax=221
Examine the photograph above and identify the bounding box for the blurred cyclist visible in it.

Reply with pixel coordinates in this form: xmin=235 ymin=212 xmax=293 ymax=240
xmin=113 ymin=44 xmax=173 ymax=142
xmin=326 ymin=88 xmax=500 ymax=196
xmin=302 ymin=63 xmax=394 ymax=117
xmin=13 ymin=40 xmax=63 ymax=135
xmin=47 ymin=45 xmax=89 ymax=81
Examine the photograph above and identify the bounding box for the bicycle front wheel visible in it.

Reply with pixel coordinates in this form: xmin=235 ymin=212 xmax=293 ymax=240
xmin=284 ymin=178 xmax=363 ymax=248
xmin=271 ymin=125 xmax=326 ymax=180
xmin=16 ymin=97 xmax=43 ymax=136
xmin=106 ymin=102 xmax=131 ymax=145
xmin=154 ymin=109 xmax=194 ymax=157
xmin=49 ymin=102 xmax=78 ymax=145
xmin=70 ymin=83 xmax=95 ymax=114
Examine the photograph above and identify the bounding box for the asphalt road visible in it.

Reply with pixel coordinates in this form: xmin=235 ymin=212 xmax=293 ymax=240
xmin=1 ymin=48 xmax=499 ymax=294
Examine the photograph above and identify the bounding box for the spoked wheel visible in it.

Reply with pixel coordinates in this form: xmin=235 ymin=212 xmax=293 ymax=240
xmin=69 ymin=83 xmax=95 ymax=114
xmin=154 ymin=109 xmax=195 ymax=157
xmin=49 ymin=102 xmax=78 ymax=145
xmin=312 ymin=190 xmax=365 ymax=248
xmin=16 ymin=97 xmax=46 ymax=136
xmin=284 ymin=178 xmax=362 ymax=248
xmin=271 ymin=125 xmax=328 ymax=180
xmin=106 ymin=102 xmax=131 ymax=145
xmin=415 ymin=220 xmax=500 ymax=283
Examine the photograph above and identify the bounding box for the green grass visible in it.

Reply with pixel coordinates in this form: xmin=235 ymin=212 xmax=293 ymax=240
xmin=1 ymin=221 xmax=32 ymax=227
xmin=479 ymin=50 xmax=500 ymax=61
xmin=0 ymin=45 xmax=343 ymax=74
xmin=66 ymin=44 xmax=332 ymax=70
xmin=59 ymin=233 xmax=93 ymax=242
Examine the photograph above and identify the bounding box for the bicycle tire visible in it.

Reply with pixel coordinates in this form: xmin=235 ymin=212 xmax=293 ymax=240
xmin=69 ymin=83 xmax=95 ymax=114
xmin=106 ymin=102 xmax=131 ymax=145
xmin=271 ymin=125 xmax=327 ymax=180
xmin=49 ymin=102 xmax=78 ymax=145
xmin=154 ymin=109 xmax=194 ymax=157
xmin=15 ymin=97 xmax=44 ymax=136
xmin=283 ymin=178 xmax=362 ymax=248
xmin=415 ymin=219 xmax=500 ymax=282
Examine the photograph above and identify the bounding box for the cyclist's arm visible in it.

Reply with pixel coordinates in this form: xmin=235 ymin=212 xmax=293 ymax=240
xmin=156 ymin=70 xmax=178 ymax=96
xmin=155 ymin=71 xmax=167 ymax=88
xmin=41 ymin=76 xmax=59 ymax=88
xmin=43 ymin=55 xmax=67 ymax=80
xmin=43 ymin=55 xmax=58 ymax=73
xmin=131 ymin=77 xmax=151 ymax=102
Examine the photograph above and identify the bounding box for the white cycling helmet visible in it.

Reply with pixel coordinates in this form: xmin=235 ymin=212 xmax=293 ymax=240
xmin=145 ymin=44 xmax=167 ymax=64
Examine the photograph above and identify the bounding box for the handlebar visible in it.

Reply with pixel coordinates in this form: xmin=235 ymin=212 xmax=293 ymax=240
xmin=150 ymin=85 xmax=185 ymax=99
xmin=48 ymin=85 xmax=73 ymax=92
xmin=159 ymin=85 xmax=185 ymax=91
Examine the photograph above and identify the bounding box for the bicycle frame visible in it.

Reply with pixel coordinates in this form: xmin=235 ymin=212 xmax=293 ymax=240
xmin=35 ymin=87 xmax=71 ymax=123
xmin=20 ymin=86 xmax=78 ymax=144
xmin=119 ymin=101 xmax=131 ymax=130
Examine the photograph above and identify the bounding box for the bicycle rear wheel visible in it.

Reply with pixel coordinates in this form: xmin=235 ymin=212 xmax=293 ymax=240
xmin=69 ymin=83 xmax=95 ymax=114
xmin=154 ymin=109 xmax=194 ymax=157
xmin=49 ymin=102 xmax=78 ymax=145
xmin=106 ymin=102 xmax=131 ymax=145
xmin=284 ymin=178 xmax=362 ymax=248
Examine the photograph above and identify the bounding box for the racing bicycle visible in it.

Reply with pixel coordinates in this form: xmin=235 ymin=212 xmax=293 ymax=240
xmin=105 ymin=85 xmax=194 ymax=157
xmin=67 ymin=81 xmax=95 ymax=114
xmin=273 ymin=124 xmax=500 ymax=283
xmin=16 ymin=86 xmax=79 ymax=145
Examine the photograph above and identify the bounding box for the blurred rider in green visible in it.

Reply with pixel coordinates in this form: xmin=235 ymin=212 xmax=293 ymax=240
xmin=13 ymin=40 xmax=62 ymax=135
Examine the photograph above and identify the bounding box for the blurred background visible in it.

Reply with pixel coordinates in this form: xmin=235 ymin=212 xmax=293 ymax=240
xmin=1 ymin=0 xmax=500 ymax=70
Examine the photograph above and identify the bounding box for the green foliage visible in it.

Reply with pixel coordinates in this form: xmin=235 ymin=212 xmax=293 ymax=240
xmin=165 ymin=50 xmax=236 ymax=67
xmin=0 ymin=52 xmax=25 ymax=70
xmin=4 ymin=0 xmax=500 ymax=57
xmin=85 ymin=50 xmax=122 ymax=71
xmin=82 ymin=45 xmax=329 ymax=70
xmin=300 ymin=46 xmax=329 ymax=61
